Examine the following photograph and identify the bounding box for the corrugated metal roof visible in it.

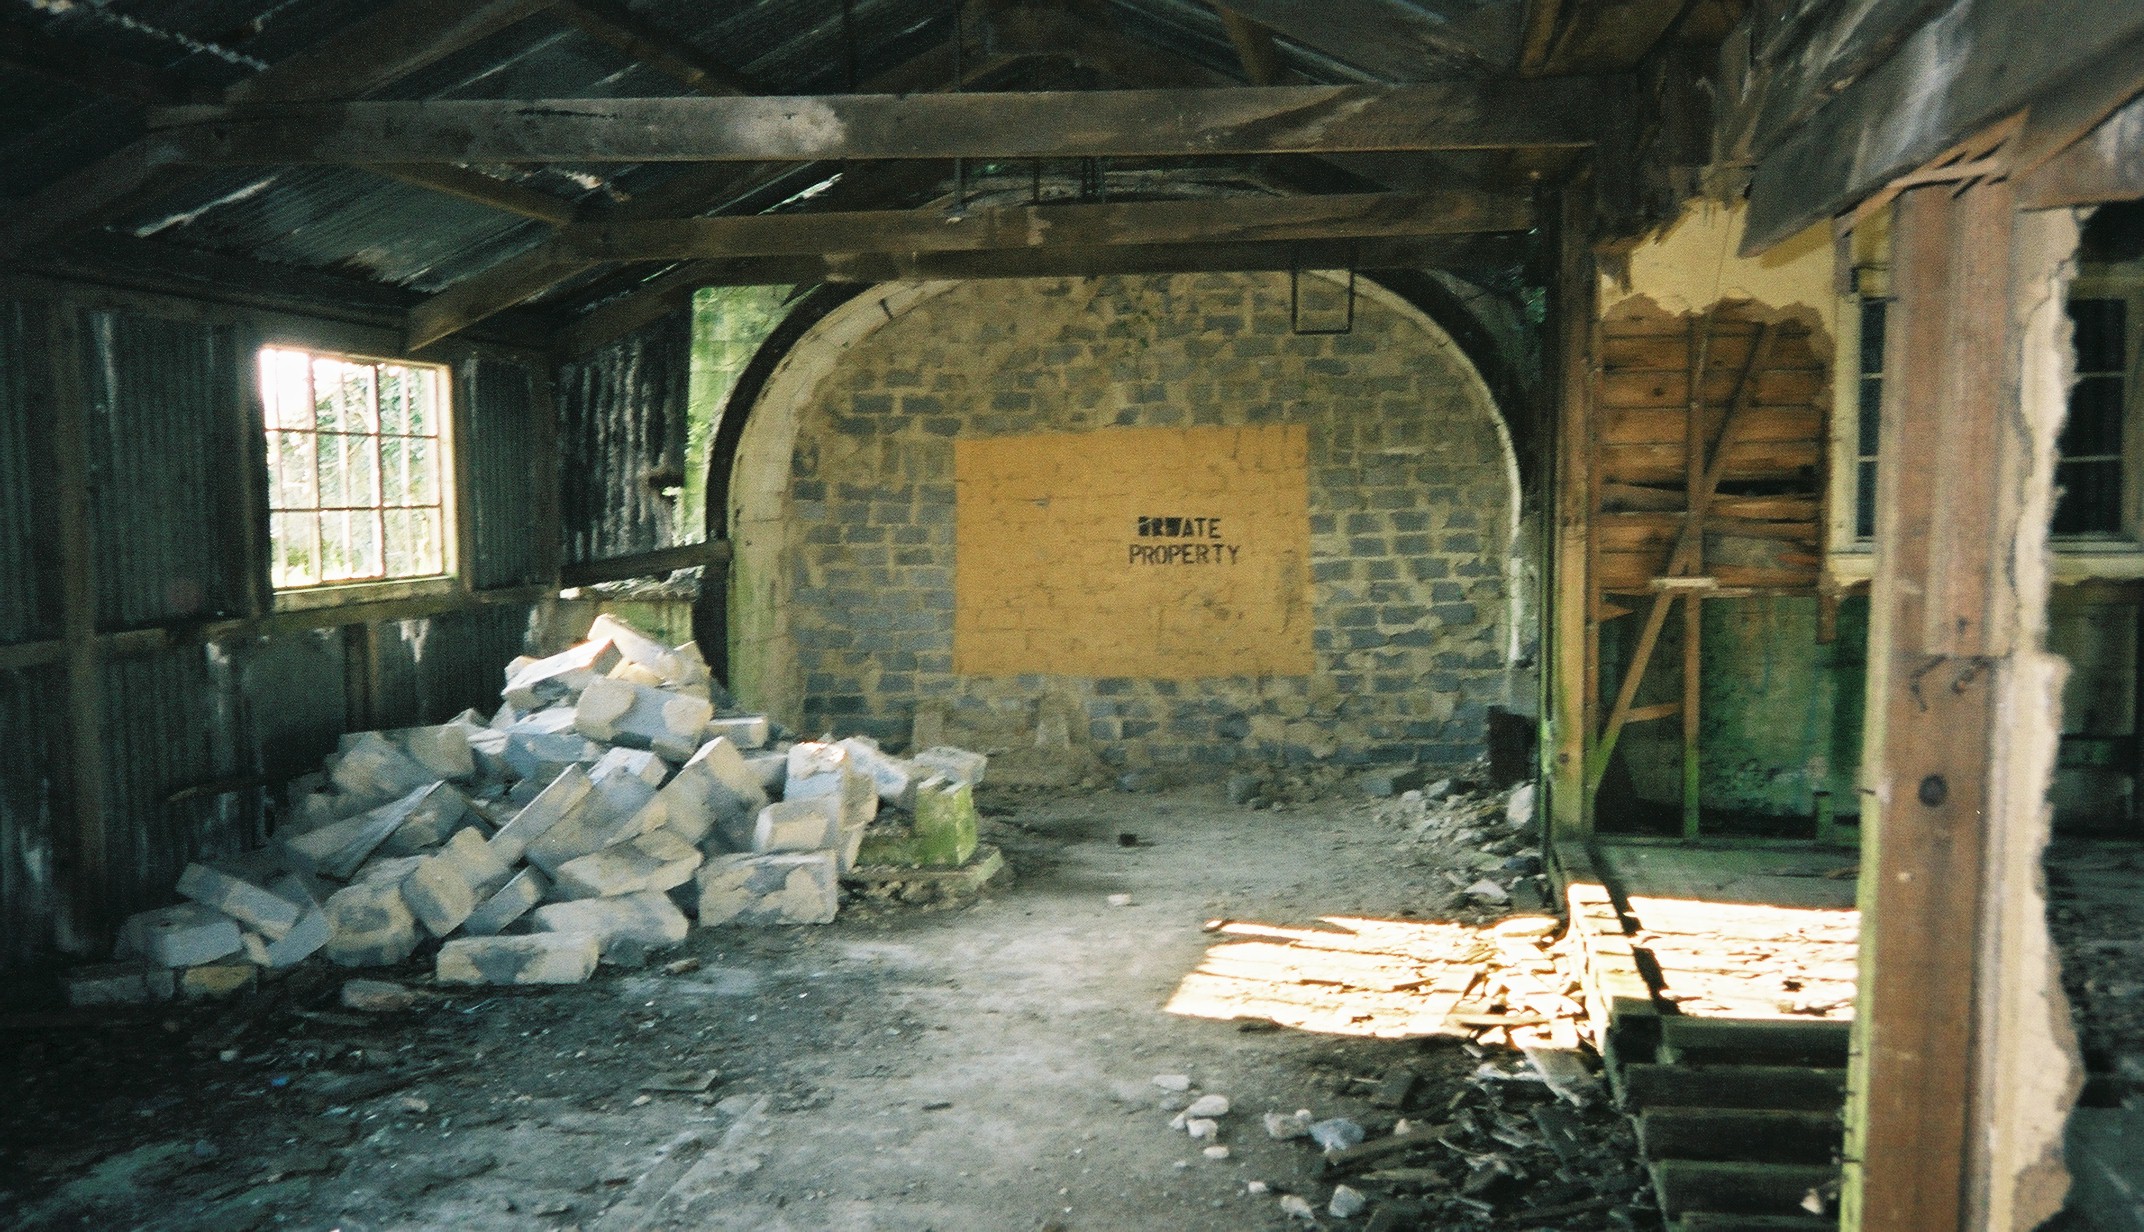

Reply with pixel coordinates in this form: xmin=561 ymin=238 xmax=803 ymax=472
xmin=0 ymin=298 xmax=57 ymax=646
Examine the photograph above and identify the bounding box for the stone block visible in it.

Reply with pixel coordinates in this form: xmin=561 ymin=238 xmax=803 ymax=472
xmin=696 ymin=852 xmax=840 ymax=926
xmin=400 ymin=855 xmax=477 ymax=938
xmin=176 ymin=863 xmax=301 ymax=941
xmin=501 ymin=730 xmax=605 ymax=784
xmin=707 ymin=716 xmax=771 ymax=749
xmin=743 ymin=752 xmax=788 ymax=793
xmin=488 ymin=766 xmax=594 ymax=864
xmin=751 ymin=799 xmax=842 ymax=854
xmin=353 ymin=854 xmax=425 ymax=885
xmin=837 ymin=737 xmax=914 ymax=807
xmin=436 ymin=934 xmax=599 ymax=986
xmin=463 ymin=726 xmax=513 ymax=782
xmin=180 ymin=961 xmax=258 ymax=1000
xmin=587 ymin=614 xmax=704 ymax=689
xmin=122 ymin=903 xmax=244 ymax=968
xmin=656 ymin=738 xmax=768 ymax=849
xmin=553 ymin=830 xmax=705 ymax=899
xmin=377 ymin=782 xmax=472 ymax=857
xmin=436 ymin=824 xmax=514 ymax=901
xmin=524 ymin=778 xmax=651 ymax=877
xmin=911 ymin=745 xmax=989 ymax=787
xmin=784 ymin=742 xmax=879 ymax=831
xmin=63 ymin=962 xmax=176 ymax=1007
xmin=530 ymin=890 xmax=689 ymax=961
xmin=463 ymin=868 xmax=548 ymax=937
xmin=263 ymin=875 xmax=331 ymax=968
xmin=371 ymin=723 xmax=476 ymax=781
xmin=574 ymin=677 xmax=714 ymax=761
xmin=911 ymin=776 xmax=981 ymax=867
xmin=322 ymin=880 xmax=419 ymax=967
xmin=502 ymin=637 xmax=621 ymax=710
xmin=330 ymin=731 xmax=437 ymax=804
xmin=282 ymin=782 xmax=441 ymax=880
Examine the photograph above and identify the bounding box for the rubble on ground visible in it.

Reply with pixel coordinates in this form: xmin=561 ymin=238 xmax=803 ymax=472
xmin=1373 ymin=778 xmax=1548 ymax=916
xmin=76 ymin=613 xmax=994 ymax=1005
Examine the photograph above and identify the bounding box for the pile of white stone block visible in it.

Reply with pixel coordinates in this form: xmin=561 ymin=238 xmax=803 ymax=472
xmin=69 ymin=614 xmax=988 ymax=1006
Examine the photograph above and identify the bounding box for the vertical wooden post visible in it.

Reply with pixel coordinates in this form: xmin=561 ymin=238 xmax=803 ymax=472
xmin=46 ymin=299 xmax=107 ymax=952
xmin=1849 ymin=178 xmax=2078 ymax=1232
xmin=529 ymin=353 xmax=566 ymax=652
xmin=1547 ymin=187 xmax=1597 ymax=837
xmin=1681 ymin=318 xmax=1712 ymax=840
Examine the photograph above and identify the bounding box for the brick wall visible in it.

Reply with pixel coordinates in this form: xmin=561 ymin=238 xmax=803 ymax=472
xmin=731 ymin=273 xmax=1524 ymax=773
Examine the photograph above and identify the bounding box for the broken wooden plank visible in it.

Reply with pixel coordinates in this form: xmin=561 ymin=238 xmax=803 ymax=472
xmin=1654 ymin=1160 xmax=1838 ymax=1219
xmin=1622 ymin=1063 xmax=1847 ymax=1113
xmin=148 ymin=80 xmax=1623 ymax=165
xmin=1638 ymin=1108 xmax=1842 ymax=1165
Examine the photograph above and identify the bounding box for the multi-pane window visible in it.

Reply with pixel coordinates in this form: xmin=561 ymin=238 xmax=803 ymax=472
xmin=1853 ymin=297 xmax=1887 ymax=540
xmin=259 ymin=347 xmax=448 ymax=588
xmin=2058 ymin=298 xmax=2129 ymax=537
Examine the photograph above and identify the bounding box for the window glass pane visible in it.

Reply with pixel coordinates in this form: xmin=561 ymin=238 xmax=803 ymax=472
xmin=2054 ymin=459 xmax=2124 ymax=535
xmin=378 ymin=365 xmax=404 ymax=436
xmin=2071 ymin=299 xmax=2127 ymax=373
xmin=1856 ymin=459 xmax=1879 ymax=539
xmin=384 ymin=509 xmax=444 ymax=577
xmin=403 ymin=367 xmax=433 ymax=437
xmin=2062 ymin=375 xmax=2126 ymax=457
xmin=272 ymin=512 xmax=317 ymax=588
xmin=1857 ymin=378 xmax=1883 ymax=455
xmin=1859 ymin=299 xmax=1887 ymax=376
xmin=270 ymin=430 xmax=316 ymax=511
xmin=259 ymin=347 xmax=447 ymax=589
xmin=260 ymin=348 xmax=314 ymax=430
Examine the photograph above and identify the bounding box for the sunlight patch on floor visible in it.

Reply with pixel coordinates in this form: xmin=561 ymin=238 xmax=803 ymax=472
xmin=1624 ymin=896 xmax=1860 ymax=1020
xmin=1164 ymin=915 xmax=1534 ymax=1039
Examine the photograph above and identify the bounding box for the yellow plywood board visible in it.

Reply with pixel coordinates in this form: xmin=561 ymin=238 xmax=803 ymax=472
xmin=953 ymin=425 xmax=1314 ymax=679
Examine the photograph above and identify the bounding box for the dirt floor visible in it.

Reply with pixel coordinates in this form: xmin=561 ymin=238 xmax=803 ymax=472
xmin=2 ymin=783 xmax=1650 ymax=1232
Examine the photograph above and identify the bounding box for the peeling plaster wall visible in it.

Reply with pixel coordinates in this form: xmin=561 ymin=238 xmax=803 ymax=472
xmin=1598 ymin=200 xmax=1862 ymax=824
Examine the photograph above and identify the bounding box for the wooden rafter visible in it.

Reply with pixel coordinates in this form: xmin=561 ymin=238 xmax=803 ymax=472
xmin=418 ymin=189 xmax=1528 ymax=352
xmin=553 ymin=0 xmax=768 ymax=96
xmin=547 ymin=233 xmax=1530 ymax=360
xmin=148 ymin=80 xmax=1620 ymax=165
xmin=0 ymin=0 xmax=562 ymax=259
xmin=1212 ymin=7 xmax=1286 ymax=85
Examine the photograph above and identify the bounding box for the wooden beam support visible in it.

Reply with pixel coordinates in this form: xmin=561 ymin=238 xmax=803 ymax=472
xmin=1212 ymin=7 xmax=1286 ymax=85
xmin=0 ymin=0 xmax=561 ymax=259
xmin=1744 ymin=0 xmax=2144 ymax=252
xmin=1547 ymin=186 xmax=1596 ymax=838
xmin=439 ymin=192 xmax=1529 ymax=354
xmin=149 ymin=80 xmax=1620 ymax=165
xmin=546 ymin=232 xmax=1530 ymax=360
xmin=2017 ymin=91 xmax=2144 ymax=210
xmin=552 ymin=0 xmax=767 ymax=96
xmin=361 ymin=164 xmax=579 ymax=226
xmin=560 ymin=541 xmax=732 ymax=588
xmin=572 ymin=191 xmax=1530 ymax=262
xmin=1849 ymin=177 xmax=2075 ymax=1232
xmin=43 ymin=301 xmax=105 ymax=952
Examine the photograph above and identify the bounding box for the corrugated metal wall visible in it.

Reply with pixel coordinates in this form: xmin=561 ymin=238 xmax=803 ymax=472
xmin=0 ymin=288 xmax=566 ymax=968
xmin=462 ymin=355 xmax=547 ymax=590
xmin=0 ymin=299 xmax=56 ymax=645
xmin=371 ymin=604 xmax=533 ymax=728
xmin=99 ymin=647 xmax=258 ymax=927
xmin=84 ymin=310 xmax=247 ymax=631
xmin=558 ymin=310 xmax=691 ymax=565
xmin=0 ymin=667 xmax=59 ymax=969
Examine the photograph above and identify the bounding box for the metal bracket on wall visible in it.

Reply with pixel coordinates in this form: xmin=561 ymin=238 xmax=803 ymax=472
xmin=1290 ymin=252 xmax=1356 ymax=335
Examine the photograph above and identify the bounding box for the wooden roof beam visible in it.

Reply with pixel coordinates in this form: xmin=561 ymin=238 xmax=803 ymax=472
xmin=0 ymin=0 xmax=561 ymax=259
xmin=1212 ymin=7 xmax=1286 ymax=85
xmin=549 ymin=232 xmax=1532 ymax=359
xmin=414 ymin=187 xmax=1530 ymax=350
xmin=151 ymin=80 xmax=1622 ymax=165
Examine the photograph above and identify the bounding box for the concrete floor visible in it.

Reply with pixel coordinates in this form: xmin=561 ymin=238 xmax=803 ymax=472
xmin=4 ymin=785 xmax=1614 ymax=1232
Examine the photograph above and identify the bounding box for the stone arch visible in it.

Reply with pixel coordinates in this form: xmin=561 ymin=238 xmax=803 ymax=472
xmin=724 ymin=272 xmax=1525 ymax=772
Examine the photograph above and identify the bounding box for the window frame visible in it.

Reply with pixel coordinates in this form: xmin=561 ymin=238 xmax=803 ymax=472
xmin=1828 ymin=262 xmax=2144 ymax=585
xmin=256 ymin=343 xmax=460 ymax=611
